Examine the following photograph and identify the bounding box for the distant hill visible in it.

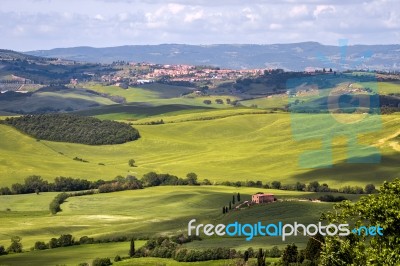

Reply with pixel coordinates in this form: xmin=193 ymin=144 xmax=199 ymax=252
xmin=0 ymin=49 xmax=45 ymax=61
xmin=25 ymin=42 xmax=400 ymax=71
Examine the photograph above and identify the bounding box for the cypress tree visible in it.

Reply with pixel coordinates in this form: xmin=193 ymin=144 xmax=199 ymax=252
xmin=129 ymin=238 xmax=135 ymax=257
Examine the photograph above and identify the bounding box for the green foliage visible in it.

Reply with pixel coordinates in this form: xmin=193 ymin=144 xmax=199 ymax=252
xmin=49 ymin=192 xmax=69 ymax=214
xmin=92 ymin=257 xmax=112 ymax=266
xmin=2 ymin=114 xmax=140 ymax=145
xmin=6 ymin=236 xmax=23 ymax=253
xmin=128 ymin=159 xmax=136 ymax=167
xmin=129 ymin=239 xmax=135 ymax=257
xmin=186 ymin=172 xmax=198 ymax=185
xmin=34 ymin=241 xmax=48 ymax=250
xmin=114 ymin=255 xmax=122 ymax=262
xmin=320 ymin=178 xmax=400 ymax=265
xmin=364 ymin=183 xmax=376 ymax=194
xmin=318 ymin=195 xmax=347 ymax=202
xmin=271 ymin=181 xmax=281 ymax=190
xmin=0 ymin=246 xmax=7 ymax=256
xmin=266 ymin=246 xmax=281 ymax=258
xmin=281 ymin=243 xmax=298 ymax=266
xmin=58 ymin=234 xmax=74 ymax=247
xmin=98 ymin=176 xmax=142 ymax=193
xmin=257 ymin=248 xmax=266 ymax=266
xmin=304 ymin=233 xmax=324 ymax=264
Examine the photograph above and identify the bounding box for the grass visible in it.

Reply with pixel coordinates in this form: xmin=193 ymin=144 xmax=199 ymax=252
xmin=361 ymin=81 xmax=400 ymax=95
xmin=114 ymin=257 xmax=280 ymax=266
xmin=0 ymin=241 xmax=145 ymax=266
xmin=0 ymin=112 xmax=399 ymax=188
xmin=0 ymin=186 xmax=362 ymax=249
xmin=0 ymin=88 xmax=114 ymax=113
xmin=240 ymin=95 xmax=288 ymax=109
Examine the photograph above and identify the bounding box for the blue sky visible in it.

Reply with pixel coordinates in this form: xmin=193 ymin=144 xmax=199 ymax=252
xmin=1 ymin=0 xmax=399 ymax=51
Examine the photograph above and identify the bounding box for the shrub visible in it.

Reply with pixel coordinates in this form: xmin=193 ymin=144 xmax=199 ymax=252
xmin=92 ymin=257 xmax=112 ymax=266
xmin=0 ymin=245 xmax=8 ymax=256
xmin=34 ymin=241 xmax=48 ymax=250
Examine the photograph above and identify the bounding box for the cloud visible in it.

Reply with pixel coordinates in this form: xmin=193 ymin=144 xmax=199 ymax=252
xmin=0 ymin=0 xmax=399 ymax=50
xmin=313 ymin=5 xmax=336 ymax=18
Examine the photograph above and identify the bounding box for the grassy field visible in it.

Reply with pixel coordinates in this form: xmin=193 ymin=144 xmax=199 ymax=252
xmin=0 ymin=111 xmax=399 ymax=188
xmin=0 ymin=88 xmax=115 ymax=113
xmin=114 ymin=257 xmax=280 ymax=266
xmin=0 ymin=241 xmax=145 ymax=266
xmin=240 ymin=95 xmax=288 ymax=109
xmin=0 ymin=186 xmax=362 ymax=249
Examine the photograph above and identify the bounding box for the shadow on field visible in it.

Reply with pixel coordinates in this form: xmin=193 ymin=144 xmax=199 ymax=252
xmin=74 ymin=103 xmax=214 ymax=117
xmin=292 ymin=153 xmax=400 ymax=184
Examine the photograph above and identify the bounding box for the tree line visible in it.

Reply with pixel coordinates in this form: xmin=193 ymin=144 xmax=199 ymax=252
xmin=0 ymin=175 xmax=376 ymax=197
xmin=1 ymin=114 xmax=140 ymax=145
xmin=0 ymin=172 xmax=201 ymax=196
xmin=219 ymin=179 xmax=377 ymax=195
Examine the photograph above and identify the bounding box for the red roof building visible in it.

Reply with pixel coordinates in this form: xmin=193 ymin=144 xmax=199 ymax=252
xmin=252 ymin=193 xmax=274 ymax=204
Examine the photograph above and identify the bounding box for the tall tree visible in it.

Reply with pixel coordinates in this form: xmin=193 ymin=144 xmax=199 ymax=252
xmin=129 ymin=238 xmax=135 ymax=257
xmin=237 ymin=192 xmax=241 ymax=202
xmin=257 ymin=248 xmax=266 ymax=266
xmin=232 ymin=195 xmax=235 ymax=204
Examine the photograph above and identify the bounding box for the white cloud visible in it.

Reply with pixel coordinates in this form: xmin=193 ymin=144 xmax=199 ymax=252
xmin=184 ymin=9 xmax=204 ymax=23
xmin=313 ymin=5 xmax=336 ymax=18
xmin=0 ymin=0 xmax=398 ymax=50
xmin=269 ymin=23 xmax=283 ymax=30
xmin=94 ymin=14 xmax=105 ymax=21
xmin=289 ymin=5 xmax=309 ymax=17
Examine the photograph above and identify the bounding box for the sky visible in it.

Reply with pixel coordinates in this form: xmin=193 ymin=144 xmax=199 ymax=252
xmin=0 ymin=0 xmax=399 ymax=51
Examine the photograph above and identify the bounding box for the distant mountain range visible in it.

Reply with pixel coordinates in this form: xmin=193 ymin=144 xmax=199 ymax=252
xmin=25 ymin=42 xmax=400 ymax=71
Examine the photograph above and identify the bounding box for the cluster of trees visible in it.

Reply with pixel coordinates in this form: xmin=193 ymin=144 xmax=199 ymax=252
xmin=222 ymin=193 xmax=241 ymax=214
xmin=0 ymin=176 xmax=104 ymax=195
xmin=318 ymin=194 xmax=348 ymax=202
xmin=0 ymin=237 xmax=23 ymax=255
xmin=1 ymin=171 xmax=202 ymax=202
xmin=203 ymin=98 xmax=232 ymax=105
xmin=98 ymin=176 xmax=143 ymax=193
xmin=141 ymin=119 xmax=165 ymax=125
xmin=141 ymin=172 xmax=199 ymax=187
xmin=1 ymin=114 xmax=140 ymax=145
xmin=219 ymin=179 xmax=377 ymax=195
xmin=133 ymin=235 xmax=235 ymax=262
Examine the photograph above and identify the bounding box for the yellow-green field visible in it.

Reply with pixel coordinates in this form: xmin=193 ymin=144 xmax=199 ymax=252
xmin=0 ymin=112 xmax=399 ymax=188
xmin=0 ymin=186 xmax=362 ymax=263
xmin=0 ymin=241 xmax=146 ymax=266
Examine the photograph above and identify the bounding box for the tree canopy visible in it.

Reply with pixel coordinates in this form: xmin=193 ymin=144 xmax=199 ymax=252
xmin=2 ymin=114 xmax=140 ymax=145
xmin=320 ymin=178 xmax=400 ymax=265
